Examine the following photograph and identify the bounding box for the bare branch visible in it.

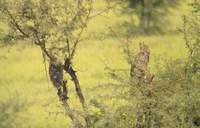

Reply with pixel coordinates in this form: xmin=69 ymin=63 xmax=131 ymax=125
xmin=66 ymin=38 xmax=71 ymax=58
xmin=108 ymin=26 xmax=134 ymax=64
xmin=89 ymin=0 xmax=124 ymax=19
xmin=69 ymin=1 xmax=93 ymax=60
xmin=70 ymin=0 xmax=125 ymax=60
xmin=183 ymin=16 xmax=194 ymax=56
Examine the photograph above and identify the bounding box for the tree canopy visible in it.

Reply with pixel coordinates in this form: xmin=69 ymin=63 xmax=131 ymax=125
xmin=0 ymin=0 xmax=93 ymax=62
xmin=127 ymin=0 xmax=181 ymax=33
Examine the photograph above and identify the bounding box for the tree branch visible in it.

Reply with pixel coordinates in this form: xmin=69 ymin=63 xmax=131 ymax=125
xmin=89 ymin=0 xmax=124 ymax=19
xmin=5 ymin=8 xmax=29 ymax=38
xmin=69 ymin=1 xmax=93 ymax=60
xmin=70 ymin=0 xmax=125 ymax=60
xmin=183 ymin=16 xmax=194 ymax=56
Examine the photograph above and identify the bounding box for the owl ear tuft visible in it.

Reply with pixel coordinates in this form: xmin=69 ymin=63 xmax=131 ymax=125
xmin=139 ymin=42 xmax=145 ymax=46
xmin=139 ymin=42 xmax=145 ymax=49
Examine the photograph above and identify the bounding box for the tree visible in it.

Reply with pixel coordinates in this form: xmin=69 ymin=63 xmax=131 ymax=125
xmin=0 ymin=0 xmax=93 ymax=127
xmin=0 ymin=0 xmax=125 ymax=127
xmin=127 ymin=0 xmax=181 ymax=33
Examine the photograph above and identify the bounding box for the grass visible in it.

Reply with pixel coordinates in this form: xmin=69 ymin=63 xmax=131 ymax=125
xmin=0 ymin=1 xmax=190 ymax=127
xmin=0 ymin=35 xmax=188 ymax=127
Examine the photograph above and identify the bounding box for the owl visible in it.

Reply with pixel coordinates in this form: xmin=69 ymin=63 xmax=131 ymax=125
xmin=130 ymin=42 xmax=150 ymax=82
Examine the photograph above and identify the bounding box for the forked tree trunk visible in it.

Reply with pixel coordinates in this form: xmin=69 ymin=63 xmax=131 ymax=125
xmin=48 ymin=60 xmax=84 ymax=127
xmin=63 ymin=58 xmax=86 ymax=109
xmin=63 ymin=58 xmax=90 ymax=127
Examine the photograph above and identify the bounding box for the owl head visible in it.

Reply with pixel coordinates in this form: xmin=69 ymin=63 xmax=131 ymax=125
xmin=139 ymin=42 xmax=150 ymax=56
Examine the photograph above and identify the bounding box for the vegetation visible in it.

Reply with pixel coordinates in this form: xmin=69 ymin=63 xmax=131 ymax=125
xmin=0 ymin=0 xmax=199 ymax=128
xmin=0 ymin=95 xmax=26 ymax=128
xmin=127 ymin=0 xmax=181 ymax=33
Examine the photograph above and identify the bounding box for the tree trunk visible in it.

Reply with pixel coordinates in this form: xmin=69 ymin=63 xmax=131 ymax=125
xmin=63 ymin=58 xmax=90 ymax=127
xmin=139 ymin=0 xmax=152 ymax=33
xmin=139 ymin=0 xmax=146 ymax=31
xmin=63 ymin=58 xmax=85 ymax=108
xmin=48 ymin=60 xmax=83 ymax=127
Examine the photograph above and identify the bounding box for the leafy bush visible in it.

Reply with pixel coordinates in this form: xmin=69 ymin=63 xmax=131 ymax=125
xmin=91 ymin=1 xmax=200 ymax=127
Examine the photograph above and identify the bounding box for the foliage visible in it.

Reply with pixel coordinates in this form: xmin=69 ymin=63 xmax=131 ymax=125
xmin=0 ymin=0 xmax=93 ymax=61
xmin=183 ymin=0 xmax=200 ymax=73
xmin=98 ymin=50 xmax=200 ymax=128
xmin=0 ymin=0 xmax=93 ymax=127
xmin=92 ymin=1 xmax=200 ymax=127
xmin=126 ymin=0 xmax=181 ymax=34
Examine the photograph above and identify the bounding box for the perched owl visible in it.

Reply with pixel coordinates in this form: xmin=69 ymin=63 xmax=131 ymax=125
xmin=130 ymin=42 xmax=150 ymax=82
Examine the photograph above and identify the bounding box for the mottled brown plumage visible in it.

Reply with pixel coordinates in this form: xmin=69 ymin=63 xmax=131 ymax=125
xmin=130 ymin=42 xmax=152 ymax=83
